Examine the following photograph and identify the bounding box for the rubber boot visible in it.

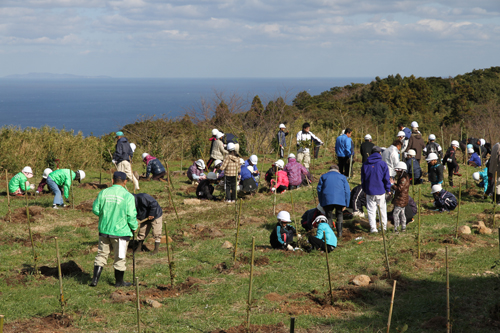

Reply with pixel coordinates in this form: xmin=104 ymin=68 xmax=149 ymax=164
xmin=90 ymin=265 xmax=103 ymax=287
xmin=133 ymin=240 xmax=143 ymax=254
xmin=114 ymin=269 xmax=132 ymax=287
xmin=151 ymin=242 xmax=160 ymax=255
xmin=336 ymin=222 xmax=343 ymax=239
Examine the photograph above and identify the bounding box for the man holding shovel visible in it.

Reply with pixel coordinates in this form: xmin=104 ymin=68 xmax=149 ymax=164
xmin=132 ymin=193 xmax=163 ymax=255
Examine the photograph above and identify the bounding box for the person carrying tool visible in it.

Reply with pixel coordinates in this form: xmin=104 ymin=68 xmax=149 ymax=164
xmin=90 ymin=171 xmax=138 ymax=287
xmin=46 ymin=169 xmax=85 ymax=209
xmin=113 ymin=131 xmax=139 ymax=191
xmin=36 ymin=168 xmax=53 ymax=193
xmin=132 ymin=193 xmax=163 ymax=255
xmin=141 ymin=153 xmax=166 ymax=181
xmin=9 ymin=166 xmax=35 ymax=196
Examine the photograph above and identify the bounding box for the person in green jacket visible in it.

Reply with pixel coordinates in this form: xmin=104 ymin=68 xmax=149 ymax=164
xmin=9 ymin=166 xmax=34 ymax=196
xmin=90 ymin=171 xmax=138 ymax=288
xmin=46 ymin=169 xmax=86 ymax=209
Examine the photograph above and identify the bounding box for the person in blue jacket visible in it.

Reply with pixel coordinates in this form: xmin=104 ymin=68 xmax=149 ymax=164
xmin=317 ymin=164 xmax=350 ymax=238
xmin=473 ymin=168 xmax=488 ymax=196
xmin=405 ymin=149 xmax=422 ymax=184
xmin=468 ymin=147 xmax=482 ymax=167
xmin=335 ymin=128 xmax=354 ymax=177
xmin=308 ymin=216 xmax=337 ymax=252
xmin=240 ymin=155 xmax=259 ymax=193
xmin=431 ymin=184 xmax=458 ymax=212
xmin=270 ymin=211 xmax=296 ymax=250
xmin=113 ymin=131 xmax=140 ymax=191
xmin=398 ymin=123 xmax=412 ymax=140
xmin=361 ymin=146 xmax=392 ymax=233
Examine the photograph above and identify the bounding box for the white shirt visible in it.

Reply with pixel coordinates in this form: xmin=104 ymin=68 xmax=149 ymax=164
xmin=296 ymin=130 xmax=323 ymax=153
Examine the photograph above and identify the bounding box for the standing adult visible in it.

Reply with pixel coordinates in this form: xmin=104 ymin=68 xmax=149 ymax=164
xmin=361 ymin=146 xmax=391 ymax=233
xmin=296 ymin=122 xmax=323 ymax=169
xmin=219 ymin=143 xmax=240 ymax=203
xmin=397 ymin=131 xmax=408 ymax=155
xmin=277 ymin=124 xmax=289 ymax=158
xmin=317 ymin=164 xmax=350 ymax=238
xmin=360 ymin=134 xmax=374 ymax=164
xmin=423 ymin=134 xmax=443 ymax=159
xmin=443 ymin=140 xmax=461 ymax=187
xmin=284 ymin=153 xmax=309 ymax=190
xmin=209 ymin=132 xmax=228 ymax=170
xmin=487 ymin=143 xmax=500 ymax=204
xmin=335 ymin=128 xmax=354 ymax=177
xmin=113 ymin=131 xmax=139 ymax=191
xmin=398 ymin=123 xmax=411 ymax=140
xmin=382 ymin=140 xmax=402 ymax=179
xmin=405 ymin=123 xmax=425 ymax=162
xmin=206 ymin=129 xmax=220 ymax=170
xmin=132 ymin=193 xmax=163 ymax=255
xmin=90 ymin=172 xmax=138 ymax=287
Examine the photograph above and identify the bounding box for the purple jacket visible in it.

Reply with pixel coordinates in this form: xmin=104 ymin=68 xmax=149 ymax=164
xmin=284 ymin=158 xmax=308 ymax=186
xmin=361 ymin=153 xmax=391 ymax=195
xmin=187 ymin=162 xmax=203 ymax=181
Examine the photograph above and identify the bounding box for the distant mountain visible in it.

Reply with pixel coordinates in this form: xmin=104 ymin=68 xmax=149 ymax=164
xmin=3 ymin=72 xmax=112 ymax=79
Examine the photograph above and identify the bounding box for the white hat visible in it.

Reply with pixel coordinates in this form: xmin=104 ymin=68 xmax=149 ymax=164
xmin=316 ymin=204 xmax=325 ymax=214
xmin=428 ymin=134 xmax=436 ymax=141
xmin=42 ymin=168 xmax=53 ymax=179
xmin=22 ymin=166 xmax=33 ymax=174
xmin=227 ymin=142 xmax=235 ymax=151
xmin=214 ymin=159 xmax=222 ymax=167
xmin=407 ymin=149 xmax=416 ymax=156
xmin=431 ymin=184 xmax=442 ymax=194
xmin=130 ymin=143 xmax=136 ymax=152
xmin=212 ymin=129 xmax=219 ymax=136
xmin=288 ymin=153 xmax=296 ymax=159
xmin=480 ymin=139 xmax=485 ymax=146
xmin=451 ymin=140 xmax=459 ymax=148
xmin=468 ymin=148 xmax=474 ymax=154
xmin=411 ymin=121 xmax=419 ymax=128
xmin=207 ymin=172 xmax=217 ymax=180
xmin=249 ymin=155 xmax=258 ymax=165
xmin=142 ymin=153 xmax=149 ymax=159
xmin=364 ymin=134 xmax=372 ymax=140
xmin=77 ymin=170 xmax=86 ymax=180
xmin=312 ymin=215 xmax=328 ymax=228
xmin=275 ymin=160 xmax=284 ymax=169
xmin=473 ymin=172 xmax=480 ymax=181
xmin=195 ymin=159 xmax=205 ymax=169
xmin=239 ymin=158 xmax=245 ymax=165
xmin=277 ymin=211 xmax=291 ymax=222
xmin=395 ymin=161 xmax=407 ymax=171
xmin=426 ymin=153 xmax=438 ymax=161
xmin=216 ymin=132 xmax=224 ymax=139
xmin=279 ymin=124 xmax=286 ymax=129
xmin=397 ymin=131 xmax=406 ymax=137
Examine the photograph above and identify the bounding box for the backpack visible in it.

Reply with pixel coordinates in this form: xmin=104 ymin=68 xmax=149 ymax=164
xmin=427 ymin=142 xmax=439 ymax=155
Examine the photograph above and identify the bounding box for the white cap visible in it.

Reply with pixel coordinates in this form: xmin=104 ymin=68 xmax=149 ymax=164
xmin=428 ymin=134 xmax=436 ymax=141
xmin=279 ymin=124 xmax=286 ymax=129
xmin=227 ymin=142 xmax=236 ymax=151
xmin=364 ymin=134 xmax=372 ymax=140
xmin=43 ymin=168 xmax=53 ymax=179
xmin=411 ymin=121 xmax=419 ymax=128
xmin=142 ymin=153 xmax=149 ymax=159
xmin=130 ymin=143 xmax=136 ymax=152
xmin=249 ymin=155 xmax=258 ymax=164
xmin=312 ymin=215 xmax=328 ymax=228
xmin=207 ymin=172 xmax=217 ymax=180
xmin=77 ymin=170 xmax=86 ymax=180
xmin=239 ymin=158 xmax=245 ymax=165
xmin=216 ymin=132 xmax=224 ymax=139
xmin=195 ymin=159 xmax=205 ymax=169
xmin=214 ymin=159 xmax=222 ymax=167
xmin=316 ymin=204 xmax=325 ymax=214
xmin=473 ymin=172 xmax=480 ymax=181
xmin=22 ymin=167 xmax=33 ymax=178
xmin=277 ymin=211 xmax=291 ymax=222
xmin=480 ymin=139 xmax=485 ymax=146
xmin=468 ymin=148 xmax=474 ymax=154
xmin=397 ymin=131 xmax=406 ymax=137
xmin=426 ymin=153 xmax=438 ymax=161
xmin=288 ymin=153 xmax=296 ymax=159
xmin=451 ymin=140 xmax=459 ymax=148
xmin=275 ymin=160 xmax=284 ymax=169
xmin=431 ymin=184 xmax=442 ymax=194
xmin=407 ymin=149 xmax=416 ymax=156
xmin=395 ymin=161 xmax=407 ymax=171
xmin=212 ymin=129 xmax=219 ymax=136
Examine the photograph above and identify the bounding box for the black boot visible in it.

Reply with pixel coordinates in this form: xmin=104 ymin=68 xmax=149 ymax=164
xmin=114 ymin=269 xmax=132 ymax=287
xmin=90 ymin=265 xmax=103 ymax=287
xmin=336 ymin=222 xmax=343 ymax=239
xmin=133 ymin=240 xmax=143 ymax=254
xmin=151 ymin=242 xmax=160 ymax=255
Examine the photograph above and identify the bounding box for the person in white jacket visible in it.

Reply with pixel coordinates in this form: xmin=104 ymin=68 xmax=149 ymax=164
xmin=296 ymin=122 xmax=323 ymax=169
xmin=382 ymin=140 xmax=402 ymax=180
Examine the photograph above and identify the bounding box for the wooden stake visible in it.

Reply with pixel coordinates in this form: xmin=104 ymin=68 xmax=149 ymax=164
xmin=446 ymin=246 xmax=451 ymax=333
xmin=54 ymin=237 xmax=65 ymax=315
xmin=290 ymin=317 xmax=295 ymax=333
xmin=387 ymin=280 xmax=397 ymax=333
xmin=418 ymin=187 xmax=421 ymax=260
xmin=412 ymin=159 xmax=415 ymax=198
xmin=233 ymin=199 xmax=242 ymax=264
xmin=494 ymin=172 xmax=497 ymax=227
xmin=378 ymin=204 xmax=391 ymax=279
xmin=164 ymin=223 xmax=175 ymax=287
xmin=136 ymin=277 xmax=141 ymax=333
xmin=246 ymin=237 xmax=256 ymax=330
xmin=324 ymin=233 xmax=334 ymax=305
xmin=465 ymin=163 xmax=468 ymax=188
xmin=273 ymin=170 xmax=278 ymax=216
xmin=6 ymin=170 xmax=11 ymax=224
xmin=164 ymin=160 xmax=175 ymax=189
xmin=288 ymin=126 xmax=293 ymax=157
xmin=290 ymin=190 xmax=297 ymax=230
xmin=455 ymin=183 xmax=462 ymax=238
xmin=0 ymin=314 xmax=4 ymax=333
xmin=132 ymin=229 xmax=136 ymax=285
xmin=180 ymin=141 xmax=183 ymax=173
xmin=376 ymin=125 xmax=379 ymax=146
xmin=165 ymin=184 xmax=180 ymax=226
xmin=25 ymin=182 xmax=37 ymax=273
xmin=69 ymin=168 xmax=74 ymax=209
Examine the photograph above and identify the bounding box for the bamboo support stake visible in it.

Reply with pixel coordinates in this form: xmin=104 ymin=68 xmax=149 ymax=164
xmin=378 ymin=205 xmax=391 ymax=279
xmin=69 ymin=167 xmax=74 ymax=209
xmin=290 ymin=190 xmax=297 ymax=230
xmin=446 ymin=246 xmax=451 ymax=333
xmin=6 ymin=170 xmax=11 ymax=224
xmin=465 ymin=163 xmax=468 ymax=188
xmin=418 ymin=187 xmax=421 ymax=260
xmin=324 ymin=233 xmax=334 ymax=305
xmin=136 ymin=277 xmax=141 ymax=333
xmin=273 ymin=170 xmax=278 ymax=215
xmin=246 ymin=237 xmax=256 ymax=330
xmin=441 ymin=126 xmax=445 ymax=152
xmin=165 ymin=184 xmax=180 ymax=226
xmin=164 ymin=223 xmax=175 ymax=287
xmin=25 ymin=182 xmax=37 ymax=273
xmin=132 ymin=229 xmax=137 ymax=284
xmin=412 ymin=160 xmax=415 ymax=198
xmin=180 ymin=141 xmax=183 ymax=173
xmin=233 ymin=199 xmax=242 ymax=264
xmin=54 ymin=237 xmax=65 ymax=315
xmin=376 ymin=126 xmax=379 ymax=145
xmin=387 ymin=280 xmax=397 ymax=333
xmin=0 ymin=315 xmax=3 ymax=333
xmin=455 ymin=183 xmax=462 ymax=238
xmin=288 ymin=126 xmax=293 ymax=157
xmin=164 ymin=160 xmax=174 ymax=189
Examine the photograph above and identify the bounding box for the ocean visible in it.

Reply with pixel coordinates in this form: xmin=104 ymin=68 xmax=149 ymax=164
xmin=0 ymin=77 xmax=372 ymax=137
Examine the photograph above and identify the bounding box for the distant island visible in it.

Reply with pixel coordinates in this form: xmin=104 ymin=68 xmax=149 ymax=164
xmin=3 ymin=72 xmax=112 ymax=79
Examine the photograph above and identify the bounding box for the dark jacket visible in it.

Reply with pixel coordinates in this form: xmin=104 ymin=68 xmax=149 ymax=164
xmin=392 ymin=173 xmax=410 ymax=207
xmin=265 ymin=166 xmax=276 ymax=184
xmin=361 ymin=153 xmax=391 ymax=195
xmin=428 ymin=163 xmax=444 ymax=184
xmin=146 ymin=158 xmax=165 ymax=178
xmin=133 ymin=193 xmax=163 ymax=220
xmin=277 ymin=130 xmax=288 ymax=147
xmin=196 ymin=179 xmax=215 ymax=200
xmin=223 ymin=133 xmax=238 ymax=144
xmin=406 ymin=131 xmax=425 ymax=160
xmin=270 ymin=223 xmax=295 ymax=249
xmin=349 ymin=184 xmax=366 ymax=212
xmin=113 ymin=137 xmax=133 ymax=164
xmin=443 ymin=147 xmax=459 ymax=171
xmin=406 ymin=157 xmax=422 ymax=180
xmin=434 ymin=190 xmax=458 ymax=211
xmin=317 ymin=170 xmax=350 ymax=207
xmin=402 ymin=127 xmax=412 ymax=139
xmin=360 ymin=141 xmax=375 ymax=164
xmin=301 ymin=208 xmax=324 ymax=231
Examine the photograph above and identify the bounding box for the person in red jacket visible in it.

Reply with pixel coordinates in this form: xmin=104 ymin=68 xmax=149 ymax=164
xmin=270 ymin=160 xmax=289 ymax=194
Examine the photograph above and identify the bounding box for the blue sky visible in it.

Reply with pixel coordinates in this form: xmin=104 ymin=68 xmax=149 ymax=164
xmin=1 ymin=0 xmax=499 ymax=78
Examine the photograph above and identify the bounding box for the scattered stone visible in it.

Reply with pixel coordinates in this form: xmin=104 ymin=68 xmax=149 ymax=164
xmin=146 ymin=299 xmax=162 ymax=308
xmin=352 ymin=275 xmax=371 ymax=287
xmin=221 ymin=241 xmax=233 ymax=249
xmin=208 ymin=228 xmax=224 ymax=237
xmin=472 ymin=221 xmax=486 ymax=228
xmin=183 ymin=231 xmax=190 ymax=237
xmin=458 ymin=226 xmax=471 ymax=235
xmin=183 ymin=199 xmax=202 ymax=205
xmin=479 ymin=226 xmax=492 ymax=235
xmin=194 ymin=224 xmax=206 ymax=231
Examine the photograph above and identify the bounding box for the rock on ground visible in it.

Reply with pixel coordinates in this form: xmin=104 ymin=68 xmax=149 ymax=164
xmin=352 ymin=275 xmax=371 ymax=287
xmin=221 ymin=241 xmax=233 ymax=249
xmin=458 ymin=226 xmax=471 ymax=235
xmin=146 ymin=299 xmax=162 ymax=308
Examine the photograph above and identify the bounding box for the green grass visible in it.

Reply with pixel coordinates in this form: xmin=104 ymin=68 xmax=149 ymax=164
xmin=0 ymin=155 xmax=499 ymax=332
